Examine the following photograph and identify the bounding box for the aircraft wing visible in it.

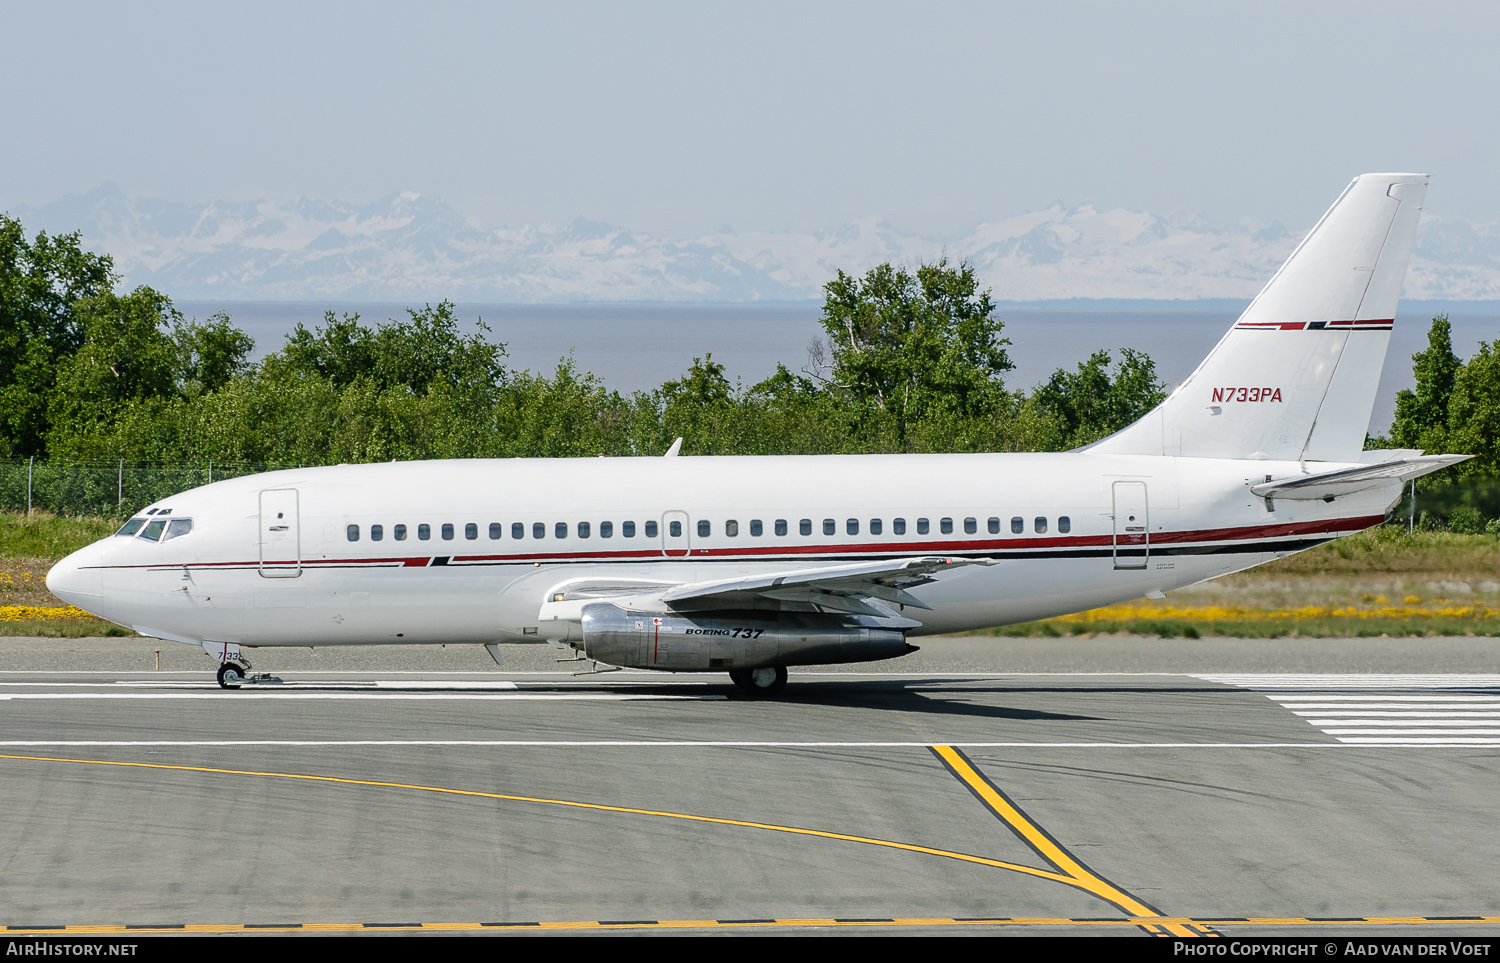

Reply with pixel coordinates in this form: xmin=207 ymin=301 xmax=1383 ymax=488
xmin=1249 ymin=454 xmax=1470 ymax=501
xmin=660 ymin=555 xmax=990 ymax=613
xmin=536 ymin=556 xmax=989 ymax=624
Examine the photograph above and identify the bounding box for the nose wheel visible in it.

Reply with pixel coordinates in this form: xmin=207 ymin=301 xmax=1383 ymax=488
xmin=216 ymin=662 xmax=249 ymax=689
xmin=729 ymin=665 xmax=788 ymax=697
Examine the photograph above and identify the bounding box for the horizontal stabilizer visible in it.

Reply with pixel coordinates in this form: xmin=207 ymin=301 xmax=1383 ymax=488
xmin=1249 ymin=454 xmax=1470 ymax=500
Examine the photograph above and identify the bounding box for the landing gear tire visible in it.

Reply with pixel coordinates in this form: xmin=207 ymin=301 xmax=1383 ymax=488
xmin=729 ymin=665 xmax=788 ymax=697
xmin=217 ymin=662 xmax=247 ymax=689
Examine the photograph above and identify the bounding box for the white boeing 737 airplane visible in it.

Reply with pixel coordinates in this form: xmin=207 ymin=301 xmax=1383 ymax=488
xmin=48 ymin=173 xmax=1467 ymax=693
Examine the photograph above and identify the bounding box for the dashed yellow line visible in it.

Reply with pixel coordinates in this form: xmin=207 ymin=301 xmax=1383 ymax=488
xmin=7 ymin=917 xmax=1500 ymax=934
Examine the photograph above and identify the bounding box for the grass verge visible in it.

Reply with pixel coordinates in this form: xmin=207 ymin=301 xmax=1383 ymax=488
xmin=0 ymin=513 xmax=119 ymax=560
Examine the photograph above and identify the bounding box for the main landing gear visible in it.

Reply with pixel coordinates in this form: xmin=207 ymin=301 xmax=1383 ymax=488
xmin=729 ymin=666 xmax=788 ymax=697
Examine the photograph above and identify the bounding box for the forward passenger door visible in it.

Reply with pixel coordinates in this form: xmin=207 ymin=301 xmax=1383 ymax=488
xmin=259 ymin=489 xmax=301 ymax=578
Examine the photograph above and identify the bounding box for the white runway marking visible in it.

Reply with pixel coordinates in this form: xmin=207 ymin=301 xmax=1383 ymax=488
xmin=1197 ymin=674 xmax=1500 ymax=746
xmin=0 ymin=692 xmax=725 ymax=702
xmin=0 ymin=740 xmax=1366 ymax=748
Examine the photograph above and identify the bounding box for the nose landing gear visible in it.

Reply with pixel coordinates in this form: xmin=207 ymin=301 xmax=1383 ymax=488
xmin=216 ymin=661 xmax=248 ymax=689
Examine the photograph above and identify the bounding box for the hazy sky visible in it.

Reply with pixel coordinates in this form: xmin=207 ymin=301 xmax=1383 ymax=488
xmin=3 ymin=1 xmax=1496 ymax=237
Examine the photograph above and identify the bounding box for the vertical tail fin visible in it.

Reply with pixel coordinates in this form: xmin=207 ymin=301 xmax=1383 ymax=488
xmin=1091 ymin=173 xmax=1427 ymax=462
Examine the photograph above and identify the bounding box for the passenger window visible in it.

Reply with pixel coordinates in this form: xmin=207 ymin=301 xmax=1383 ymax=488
xmin=893 ymin=518 xmax=906 ymax=535
xmin=465 ymin=523 xmax=478 ymax=540
xmin=1011 ymin=517 xmax=1023 ymax=534
xmin=489 ymin=523 xmax=502 ymax=539
xmin=917 ymin=518 xmax=929 ymax=535
xmin=697 ymin=519 xmax=710 ymax=537
xmin=870 ymin=518 xmax=882 ymax=535
xmin=371 ymin=524 xmax=384 ymax=542
xmin=725 ymin=520 xmax=738 ymax=537
xmin=775 ymin=519 xmax=788 ymax=536
xmin=601 ymin=521 xmax=613 ymax=538
xmin=987 ymin=517 xmax=1000 ymax=535
xmin=823 ymin=519 xmax=835 ymax=535
xmin=669 ymin=520 xmax=681 ymax=537
xmin=578 ymin=521 xmax=591 ymax=539
xmin=395 ymin=524 xmax=408 ymax=541
xmin=800 ymin=519 xmax=812 ymax=536
xmin=1035 ymin=517 xmax=1048 ymax=534
xmin=556 ymin=522 xmax=568 ymax=539
xmin=533 ymin=522 xmax=545 ymax=539
xmin=750 ymin=519 xmax=763 ymax=536
xmin=162 ymin=518 xmax=193 ymax=541
xmin=419 ymin=523 xmax=431 ymax=540
xmin=442 ymin=523 xmax=455 ymax=540
xmin=940 ymin=518 xmax=953 ymax=534
xmin=963 ymin=517 xmax=976 ymax=535
xmin=346 ymin=524 xmax=360 ymax=542
xmin=846 ymin=518 xmax=859 ymax=535
xmin=1059 ymin=516 xmax=1071 ymax=534
xmin=625 ymin=521 xmax=637 ymax=537
xmin=644 ymin=520 xmax=657 ymax=537
xmin=116 ymin=518 xmax=146 ymax=537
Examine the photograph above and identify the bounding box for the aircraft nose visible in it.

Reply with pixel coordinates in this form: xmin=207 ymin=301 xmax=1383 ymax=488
xmin=47 ymin=545 xmax=104 ymax=605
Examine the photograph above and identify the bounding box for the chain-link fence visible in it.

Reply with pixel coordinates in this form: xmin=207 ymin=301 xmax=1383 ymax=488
xmin=0 ymin=460 xmax=307 ymax=519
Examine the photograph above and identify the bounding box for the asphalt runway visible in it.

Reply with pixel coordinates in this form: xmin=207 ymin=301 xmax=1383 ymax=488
xmin=3 ymin=636 xmax=1500 ymax=937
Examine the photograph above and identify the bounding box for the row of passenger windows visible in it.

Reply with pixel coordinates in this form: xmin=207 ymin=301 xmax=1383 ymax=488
xmin=345 ymin=515 xmax=1072 ymax=541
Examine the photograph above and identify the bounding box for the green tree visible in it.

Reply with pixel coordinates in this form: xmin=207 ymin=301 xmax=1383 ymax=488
xmin=173 ymin=312 xmax=255 ymax=396
xmin=276 ymin=301 xmax=506 ymax=394
xmin=814 ymin=258 xmax=1012 ymax=448
xmin=1027 ymin=348 xmax=1166 ymax=448
xmin=1444 ymin=339 xmax=1500 ymax=477
xmin=0 ymin=215 xmax=117 ymax=455
xmin=1391 ymin=314 xmax=1460 ymax=450
xmin=46 ymin=288 xmax=183 ymax=456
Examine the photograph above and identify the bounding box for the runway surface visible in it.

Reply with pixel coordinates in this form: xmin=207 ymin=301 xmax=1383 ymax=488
xmin=3 ymin=637 xmax=1500 ymax=937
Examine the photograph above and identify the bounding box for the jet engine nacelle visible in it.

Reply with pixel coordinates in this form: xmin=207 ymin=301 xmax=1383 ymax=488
xmin=580 ymin=602 xmax=914 ymax=671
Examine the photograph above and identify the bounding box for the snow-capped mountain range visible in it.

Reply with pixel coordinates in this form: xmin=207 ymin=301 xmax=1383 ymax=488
xmin=10 ymin=182 xmax=1500 ymax=302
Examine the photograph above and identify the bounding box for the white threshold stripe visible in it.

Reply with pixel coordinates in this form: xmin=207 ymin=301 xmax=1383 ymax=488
xmin=1280 ymin=702 xmax=1500 ymax=709
xmin=1296 ymin=712 xmax=1500 ymax=719
xmin=1335 ymin=738 xmax=1500 ymax=745
xmin=1308 ymin=720 xmax=1500 ymax=726
xmin=1274 ymin=695 xmax=1500 ymax=703
xmin=1323 ymin=728 xmax=1500 ymax=736
xmin=0 ymin=692 xmax=726 ymax=702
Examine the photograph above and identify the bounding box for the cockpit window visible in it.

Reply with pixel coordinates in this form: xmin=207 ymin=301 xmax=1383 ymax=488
xmin=161 ymin=518 xmax=194 ymax=541
xmin=139 ymin=519 xmax=168 ymax=541
xmin=116 ymin=518 xmax=146 ymax=537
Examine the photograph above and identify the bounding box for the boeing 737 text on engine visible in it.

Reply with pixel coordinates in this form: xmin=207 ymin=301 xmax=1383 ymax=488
xmin=47 ymin=174 xmax=1468 ymax=694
